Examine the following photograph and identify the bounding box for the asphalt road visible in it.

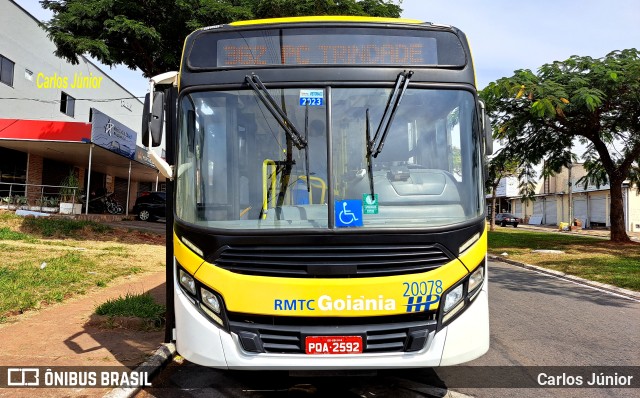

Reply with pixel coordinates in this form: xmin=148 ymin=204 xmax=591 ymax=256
xmin=136 ymin=260 xmax=640 ymax=398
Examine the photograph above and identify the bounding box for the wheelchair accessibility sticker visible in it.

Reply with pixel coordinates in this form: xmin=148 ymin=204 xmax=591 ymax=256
xmin=335 ymin=200 xmax=363 ymax=227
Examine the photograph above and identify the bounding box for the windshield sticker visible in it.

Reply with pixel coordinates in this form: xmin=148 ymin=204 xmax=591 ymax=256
xmin=299 ymin=89 xmax=324 ymax=106
xmin=363 ymin=194 xmax=378 ymax=214
xmin=335 ymin=200 xmax=363 ymax=227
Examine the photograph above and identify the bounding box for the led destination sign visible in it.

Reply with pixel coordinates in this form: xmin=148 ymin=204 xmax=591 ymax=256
xmin=188 ymin=28 xmax=466 ymax=68
xmin=219 ymin=37 xmax=432 ymax=66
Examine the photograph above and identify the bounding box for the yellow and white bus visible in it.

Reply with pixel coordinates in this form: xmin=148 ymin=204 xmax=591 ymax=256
xmin=144 ymin=16 xmax=492 ymax=369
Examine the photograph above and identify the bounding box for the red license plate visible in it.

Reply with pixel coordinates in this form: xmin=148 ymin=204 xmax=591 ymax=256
xmin=305 ymin=336 xmax=363 ymax=354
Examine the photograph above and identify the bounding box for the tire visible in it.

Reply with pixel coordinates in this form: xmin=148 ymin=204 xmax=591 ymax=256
xmin=138 ymin=209 xmax=151 ymax=221
xmin=501 ymin=221 xmax=507 ymax=227
xmin=513 ymin=223 xmax=518 ymax=228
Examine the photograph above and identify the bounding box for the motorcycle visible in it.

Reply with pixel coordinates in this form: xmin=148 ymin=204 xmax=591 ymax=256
xmin=104 ymin=192 xmax=124 ymax=214
xmin=82 ymin=192 xmax=123 ymax=214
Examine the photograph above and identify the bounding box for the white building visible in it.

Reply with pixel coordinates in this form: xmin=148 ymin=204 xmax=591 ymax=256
xmin=0 ymin=0 xmax=163 ymax=212
xmin=495 ymin=164 xmax=640 ymax=233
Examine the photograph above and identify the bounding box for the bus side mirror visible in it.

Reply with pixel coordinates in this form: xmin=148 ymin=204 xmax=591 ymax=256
xmin=484 ymin=114 xmax=493 ymax=156
xmin=142 ymin=92 xmax=165 ymax=147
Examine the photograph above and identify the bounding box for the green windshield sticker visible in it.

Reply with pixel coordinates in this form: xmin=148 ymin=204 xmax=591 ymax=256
xmin=363 ymin=194 xmax=378 ymax=214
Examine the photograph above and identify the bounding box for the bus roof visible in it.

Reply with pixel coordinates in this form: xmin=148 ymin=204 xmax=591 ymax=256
xmin=229 ymin=16 xmax=424 ymax=27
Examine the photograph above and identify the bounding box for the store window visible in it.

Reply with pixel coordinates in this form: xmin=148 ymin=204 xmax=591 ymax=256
xmin=0 ymin=55 xmax=15 ymax=87
xmin=60 ymin=92 xmax=75 ymax=117
xmin=0 ymin=148 xmax=27 ymax=197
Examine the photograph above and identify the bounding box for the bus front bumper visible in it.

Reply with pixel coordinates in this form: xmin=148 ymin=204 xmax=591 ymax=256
xmin=173 ymin=279 xmax=489 ymax=370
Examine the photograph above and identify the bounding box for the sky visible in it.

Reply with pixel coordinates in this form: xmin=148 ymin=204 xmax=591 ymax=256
xmin=13 ymin=0 xmax=640 ymax=98
xmin=402 ymin=0 xmax=640 ymax=88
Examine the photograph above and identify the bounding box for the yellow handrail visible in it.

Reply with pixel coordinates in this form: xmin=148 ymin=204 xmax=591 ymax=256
xmin=298 ymin=176 xmax=327 ymax=204
xmin=263 ymin=160 xmax=328 ymax=218
xmin=262 ymin=159 xmax=277 ymax=218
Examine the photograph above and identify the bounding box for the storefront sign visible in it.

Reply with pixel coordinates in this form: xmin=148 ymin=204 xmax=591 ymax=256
xmin=91 ymin=108 xmax=136 ymax=159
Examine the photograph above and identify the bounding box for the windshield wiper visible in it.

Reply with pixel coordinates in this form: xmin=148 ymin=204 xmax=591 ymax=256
xmin=368 ymin=70 xmax=414 ymax=158
xmin=364 ymin=70 xmax=414 ymax=197
xmin=365 ymin=109 xmax=375 ymax=197
xmin=245 ymin=74 xmax=307 ymax=149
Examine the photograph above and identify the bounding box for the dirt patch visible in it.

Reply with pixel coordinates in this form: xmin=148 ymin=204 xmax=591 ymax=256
xmin=87 ymin=314 xmax=164 ymax=331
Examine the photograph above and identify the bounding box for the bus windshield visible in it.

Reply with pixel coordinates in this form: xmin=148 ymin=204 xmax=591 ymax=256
xmin=175 ymin=86 xmax=482 ymax=229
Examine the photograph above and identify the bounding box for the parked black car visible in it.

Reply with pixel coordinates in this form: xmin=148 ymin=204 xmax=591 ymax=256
xmin=494 ymin=213 xmax=522 ymax=227
xmin=133 ymin=191 xmax=166 ymax=221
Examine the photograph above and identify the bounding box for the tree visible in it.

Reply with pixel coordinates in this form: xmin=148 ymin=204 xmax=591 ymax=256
xmin=40 ymin=0 xmax=403 ymax=78
xmin=481 ymin=49 xmax=640 ymax=243
xmin=485 ymin=151 xmax=520 ymax=231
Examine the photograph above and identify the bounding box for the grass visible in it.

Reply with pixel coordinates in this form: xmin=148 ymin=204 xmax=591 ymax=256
xmin=0 ymin=227 xmax=30 ymax=240
xmin=488 ymin=228 xmax=640 ymax=291
xmin=96 ymin=292 xmax=165 ymax=321
xmin=22 ymin=217 xmax=111 ymax=237
xmin=0 ymin=211 xmax=165 ymax=322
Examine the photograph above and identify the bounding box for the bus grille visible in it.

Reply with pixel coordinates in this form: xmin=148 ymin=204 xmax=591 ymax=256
xmin=229 ymin=319 xmax=437 ymax=354
xmin=213 ymin=244 xmax=451 ymax=277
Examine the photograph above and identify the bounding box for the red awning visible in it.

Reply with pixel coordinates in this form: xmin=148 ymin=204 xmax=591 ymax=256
xmin=0 ymin=119 xmax=91 ymax=142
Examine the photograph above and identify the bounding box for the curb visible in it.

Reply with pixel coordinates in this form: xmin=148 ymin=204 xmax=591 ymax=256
xmin=489 ymin=255 xmax=640 ymax=300
xmin=103 ymin=342 xmax=176 ymax=398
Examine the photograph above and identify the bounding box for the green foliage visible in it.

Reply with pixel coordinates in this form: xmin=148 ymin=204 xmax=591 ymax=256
xmin=23 ymin=217 xmax=112 ymax=237
xmin=95 ymin=292 xmax=165 ymax=321
xmin=46 ymin=197 xmax=60 ymax=207
xmin=59 ymin=170 xmax=81 ymax=203
xmin=2 ymin=195 xmax=28 ymax=206
xmin=481 ymin=49 xmax=640 ymax=242
xmin=41 ymin=0 xmax=402 ymax=77
xmin=250 ymin=0 xmax=401 ymax=19
xmin=486 ymin=151 xmax=519 ymax=193
xmin=0 ymin=228 xmax=31 ymax=241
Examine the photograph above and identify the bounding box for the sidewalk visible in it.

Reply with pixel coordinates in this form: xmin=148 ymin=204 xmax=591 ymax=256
xmin=511 ymin=222 xmax=640 ymax=240
xmin=0 ymin=270 xmax=167 ymax=398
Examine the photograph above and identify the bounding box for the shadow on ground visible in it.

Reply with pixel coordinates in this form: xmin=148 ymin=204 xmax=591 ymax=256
xmin=64 ymin=282 xmax=167 ymax=368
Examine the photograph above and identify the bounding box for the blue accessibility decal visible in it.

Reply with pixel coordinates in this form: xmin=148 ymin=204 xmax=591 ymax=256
xmin=335 ymin=200 xmax=363 ymax=227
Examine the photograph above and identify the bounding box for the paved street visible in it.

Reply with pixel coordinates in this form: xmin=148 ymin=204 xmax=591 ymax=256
xmin=136 ymin=260 xmax=640 ymax=397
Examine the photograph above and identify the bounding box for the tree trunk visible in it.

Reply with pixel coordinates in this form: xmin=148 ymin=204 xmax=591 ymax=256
xmin=609 ymin=178 xmax=630 ymax=242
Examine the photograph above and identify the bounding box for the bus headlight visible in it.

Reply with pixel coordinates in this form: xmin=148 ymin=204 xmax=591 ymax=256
xmin=468 ymin=266 xmax=484 ymax=294
xmin=443 ymin=284 xmax=464 ymax=313
xmin=201 ymin=288 xmax=221 ymax=314
xmin=179 ymin=269 xmax=196 ymax=295
xmin=442 ymin=283 xmax=465 ymax=323
xmin=440 ymin=263 xmax=485 ymax=326
xmin=199 ymin=287 xmax=225 ymax=327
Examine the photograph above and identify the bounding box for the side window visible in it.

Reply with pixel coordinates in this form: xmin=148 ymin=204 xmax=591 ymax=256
xmin=447 ymin=107 xmax=463 ymax=181
xmin=0 ymin=55 xmax=15 ymax=87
